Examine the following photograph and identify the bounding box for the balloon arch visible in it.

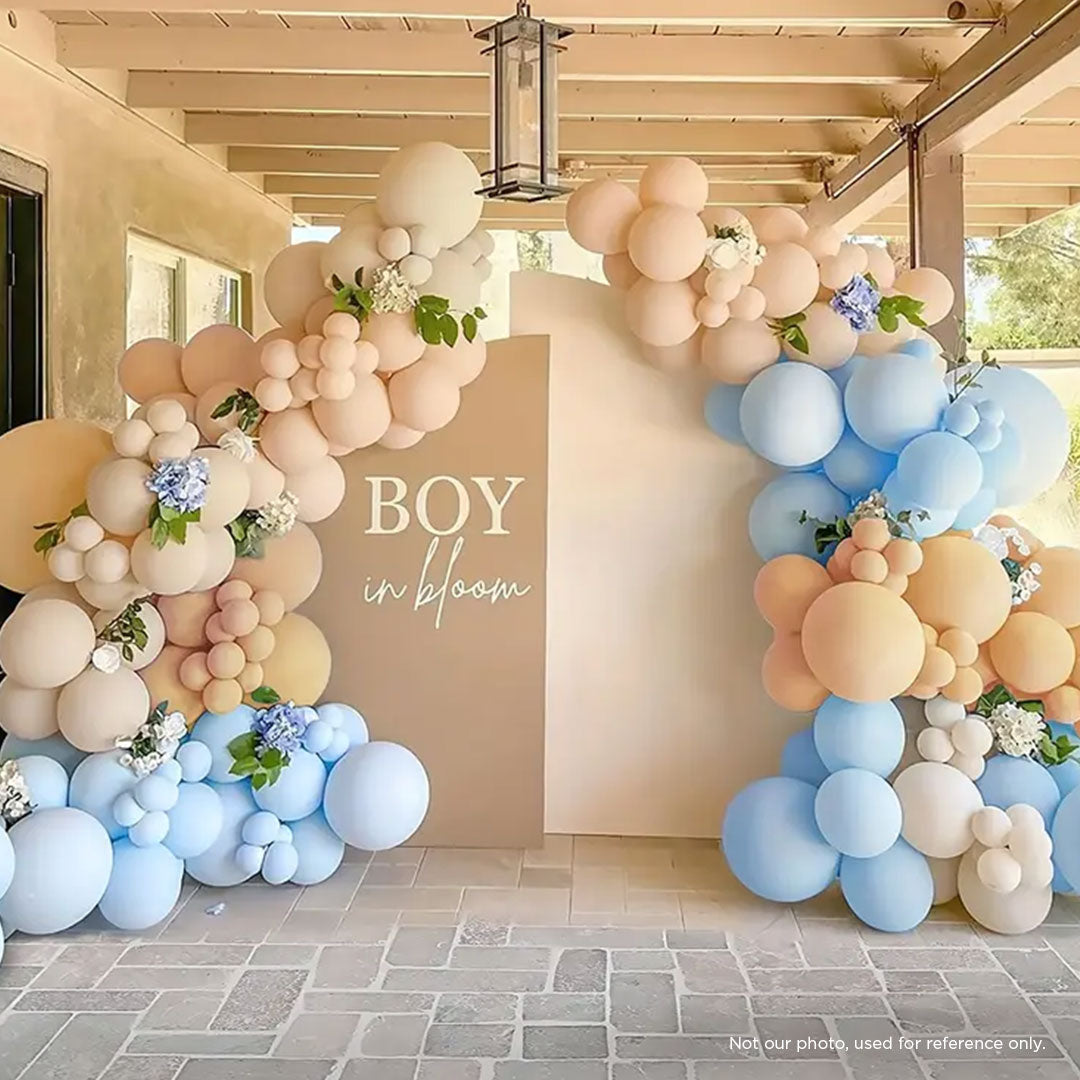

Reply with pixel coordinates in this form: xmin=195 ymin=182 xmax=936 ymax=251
xmin=0 ymin=143 xmax=1077 ymax=947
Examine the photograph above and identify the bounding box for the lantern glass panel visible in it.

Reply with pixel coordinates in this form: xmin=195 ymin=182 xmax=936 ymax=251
xmin=494 ymin=17 xmax=543 ymax=187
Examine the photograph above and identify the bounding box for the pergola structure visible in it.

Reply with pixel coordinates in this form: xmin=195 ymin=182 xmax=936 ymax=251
xmin=18 ymin=0 xmax=1080 ymax=331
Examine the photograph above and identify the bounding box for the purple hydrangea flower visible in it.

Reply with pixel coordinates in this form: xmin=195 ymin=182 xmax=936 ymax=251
xmin=146 ymin=455 xmax=210 ymax=514
xmin=253 ymin=702 xmax=307 ymax=756
xmin=829 ymin=273 xmax=881 ymax=333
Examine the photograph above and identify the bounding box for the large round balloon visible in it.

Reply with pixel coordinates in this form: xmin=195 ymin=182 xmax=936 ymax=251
xmin=748 ymin=473 xmax=849 ymax=564
xmin=1051 ymin=787 xmax=1080 ymax=890
xmin=763 ymin=634 xmax=828 ymax=713
xmin=703 ymin=383 xmax=745 ymax=445
xmin=975 ymin=755 xmax=1061 ymax=828
xmin=252 ymin=748 xmax=327 ymax=822
xmin=98 ymin=839 xmax=184 ymax=930
xmin=844 ymin=352 xmax=948 ymax=453
xmin=722 ymin=776 xmax=839 ymax=902
xmin=779 ymin=727 xmax=829 ymax=787
xmin=958 ymin=842 xmax=1052 ymax=935
xmin=165 ymin=780 xmax=224 ymax=858
xmin=0 ymin=679 xmax=60 ymax=740
xmin=0 ymin=807 xmax=113 ymax=934
xmin=989 ymin=612 xmax=1076 ymax=696
xmin=0 ymin=598 xmax=95 ymax=690
xmin=323 ymin=742 xmax=430 ymax=850
xmin=69 ymin=750 xmax=139 ymax=839
xmin=565 ymin=178 xmax=641 ymax=254
xmin=822 ymin=429 xmax=894 ymax=499
xmin=739 ymin=363 xmax=844 ymax=468
xmin=814 ymin=768 xmax=902 ymax=858
xmin=754 ymin=554 xmax=832 ymax=634
xmin=896 ymin=431 xmax=983 ymax=511
xmin=840 ymin=839 xmax=934 ymax=933
xmin=231 ymin=522 xmax=323 ymax=612
xmin=190 ymin=705 xmax=256 ymax=784
xmin=58 ymin=665 xmax=150 ymax=753
xmin=15 ymin=755 xmax=69 ymax=809
xmin=289 ymin=809 xmax=346 ymax=885
xmin=264 ymin=242 xmax=330 ymax=329
xmin=0 ymin=732 xmax=87 ymax=774
xmin=259 ymin=614 xmax=332 ymax=704
xmin=813 ymin=696 xmax=905 ymax=777
xmin=893 ymin=761 xmax=983 ymax=858
xmin=184 ymin=781 xmax=260 ymax=886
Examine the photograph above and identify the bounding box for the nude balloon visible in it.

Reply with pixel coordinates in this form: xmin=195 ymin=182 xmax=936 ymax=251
xmin=638 ymin=156 xmax=709 ymax=212
xmin=894 ymin=266 xmax=955 ymax=326
xmin=746 ymin=206 xmax=808 ymax=246
xmin=118 ymin=339 xmax=186 ymax=404
xmin=86 ymin=458 xmax=155 ymax=537
xmin=862 ymin=244 xmax=896 ymax=289
xmin=245 ymin=452 xmax=286 ymax=510
xmin=259 ymin=408 xmax=329 ymax=475
xmin=58 ymin=665 xmax=150 ymax=752
xmin=752 ymin=243 xmax=820 ymax=319
xmin=640 ymin=327 xmax=704 ymax=372
xmin=130 ymin=525 xmax=209 ymax=597
xmin=232 ymin=522 xmax=323 ymax=611
xmin=181 ymin=325 xmax=261 ymax=398
xmin=565 ymin=178 xmax=641 ymax=255
xmin=379 ymin=422 xmax=425 ymax=450
xmin=424 ymin=336 xmax=486 ymax=388
xmin=363 ymin=312 xmax=426 ymax=374
xmin=1019 ymin=547 xmax=1080 ymax=627
xmin=312 ymin=375 xmax=392 ymax=450
xmin=602 ymin=252 xmax=640 ymax=291
xmin=0 ymin=679 xmax=60 ymax=739
xmin=286 ymin=457 xmax=346 ymax=523
xmin=389 ymin=360 xmax=462 ymax=433
xmin=782 ymin=301 xmax=857 ymax=370
xmin=628 ymin=205 xmax=708 ymax=283
xmin=0 ymin=599 xmax=95 ymax=689
xmin=624 ymin=278 xmax=700 ymax=348
xmin=199 ymin=448 xmax=252 ymax=530
xmin=264 ymin=241 xmax=330 ymax=329
xmin=701 ymin=319 xmax=780 ymax=384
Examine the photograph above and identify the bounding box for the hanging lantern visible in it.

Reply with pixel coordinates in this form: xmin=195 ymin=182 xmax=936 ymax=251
xmin=475 ymin=1 xmax=573 ymax=202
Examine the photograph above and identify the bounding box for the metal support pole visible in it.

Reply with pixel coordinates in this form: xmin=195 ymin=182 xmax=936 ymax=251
xmin=903 ymin=124 xmax=922 ymax=269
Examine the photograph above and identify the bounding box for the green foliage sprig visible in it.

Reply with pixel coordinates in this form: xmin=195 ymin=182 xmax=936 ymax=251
xmin=798 ymin=505 xmax=929 ymax=555
xmin=210 ymin=388 xmax=265 ymax=435
xmin=768 ymin=313 xmax=809 ymax=355
xmin=227 ymin=686 xmax=286 ymax=791
xmin=148 ymin=501 xmax=200 ymax=550
xmin=227 ymin=510 xmax=267 ymax=559
xmin=973 ymin=683 xmax=1080 ymax=768
xmin=414 ymin=295 xmax=487 ymax=347
xmin=331 ymin=270 xmax=374 ymax=322
xmin=97 ymin=597 xmax=150 ymax=662
xmin=876 ymin=292 xmax=927 ymax=333
xmin=33 ymin=501 xmax=90 ymax=557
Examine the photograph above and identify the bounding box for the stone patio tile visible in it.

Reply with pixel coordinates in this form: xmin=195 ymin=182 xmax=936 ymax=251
xmin=922 ymin=1066 xmax=1074 ymax=1080
xmin=611 ymin=1066 xmax=687 ymax=1080
xmin=313 ymin=946 xmax=383 ymax=988
xmin=178 ymin=1063 xmax=336 ymax=1080
xmin=493 ymin=1066 xmax=605 ymax=1080
xmin=211 ymin=969 xmax=308 ymax=1031
xmin=695 ymin=1067 xmax=845 ymax=1080
xmin=747 ymin=969 xmax=879 ymax=993
xmin=523 ymin=993 xmax=604 ymax=1022
xmin=100 ymin=1057 xmax=186 ymax=1080
xmin=883 ymin=971 xmax=945 ymax=992
xmin=795 ymin=919 xmax=869 ymax=968
xmin=730 ymin=934 xmax=804 ymax=970
xmin=665 ymin=931 xmax=728 ymax=950
xmin=303 ymin=991 xmax=434 ymax=1013
xmin=458 ymin=919 xmax=508 ymax=947
xmin=20 ymin=1013 xmax=134 ymax=1080
xmin=14 ymin=990 xmax=156 ymax=1011
xmin=388 ymin=927 xmax=455 ymax=967
xmin=610 ymin=972 xmax=677 ymax=1033
xmin=251 ymin=945 xmax=317 ymax=966
xmin=416 ymin=849 xmax=523 ymax=888
xmin=511 ymin=928 xmax=664 ymax=948
xmin=522 ymin=1024 xmax=608 ymax=1058
xmin=33 ymin=945 xmax=125 ymax=988
xmin=360 ymin=1014 xmax=428 ymax=1057
xmin=423 ymin=1022 xmax=514 ymax=1057
xmin=993 ymin=950 xmax=1080 ymax=992
xmin=384 ymin=969 xmax=545 ymax=993
xmin=680 ymin=994 xmax=750 ymax=1034
xmin=416 ymin=1063 xmax=482 ymax=1080
xmin=451 ymin=947 xmax=550 ymax=971
xmin=0 ymin=966 xmax=42 ymax=988
xmin=750 ymin=995 xmax=886 ymax=1016
xmin=341 ymin=1062 xmax=416 ymax=1080
xmin=614 ymin=1034 xmax=754 ymax=1059
xmin=554 ymin=949 xmax=606 ymax=992
xmin=887 ymin=994 xmax=967 ymax=1033
xmin=867 ymin=949 xmax=997 ymax=971
xmin=129 ymin=1032 xmax=276 ymax=1055
xmin=275 ymin=1013 xmax=359 ymax=1058
xmin=435 ymin=993 xmax=517 ymax=1023
xmin=955 ymin=991 xmax=1047 ymax=1033
xmin=676 ymin=952 xmax=746 ymax=992
xmin=754 ymin=1017 xmax=839 ymax=1059
xmin=612 ymin=951 xmax=674 ymax=971
xmin=0 ymin=1012 xmax=70 ymax=1076
xmin=139 ymin=990 xmax=224 ymax=1030
xmin=100 ymin=967 xmax=232 ymax=990
xmin=119 ymin=944 xmax=253 ymax=966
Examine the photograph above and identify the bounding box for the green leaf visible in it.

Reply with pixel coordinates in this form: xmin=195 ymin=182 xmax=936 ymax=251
xmin=251 ymin=685 xmax=281 ymax=705
xmin=418 ymin=294 xmax=450 ymax=314
xmin=439 ymin=313 xmax=459 ymax=347
xmin=210 ymin=393 xmax=237 ymax=420
xmin=229 ymin=758 xmax=259 ymax=777
xmin=1018 ymin=699 xmax=1045 ymax=714
xmin=228 ymin=731 xmax=258 ymax=757
xmin=473 ymin=307 xmax=487 ymax=320
xmin=168 ymin=517 xmax=188 ymax=544
xmin=251 ymin=771 xmax=268 ymax=791
xmin=462 ymin=312 xmax=477 ymax=343
xmin=877 ymin=307 xmax=899 ymax=333
xmin=150 ymin=517 xmax=170 ymax=550
xmin=418 ymin=309 xmax=442 ymax=346
xmin=158 ymin=503 xmax=178 ymax=521
xmin=261 ymin=747 xmax=284 ymax=768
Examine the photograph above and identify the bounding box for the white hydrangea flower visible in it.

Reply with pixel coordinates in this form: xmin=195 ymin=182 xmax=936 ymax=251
xmin=851 ymin=490 xmax=889 ymax=522
xmin=987 ymin=701 xmax=1045 ymax=758
xmin=0 ymin=760 xmax=32 ymax=822
xmin=91 ymin=643 xmax=122 ymax=674
xmin=705 ymin=222 xmax=765 ymax=271
xmin=369 ymin=264 xmax=419 ymax=315
xmin=255 ymin=491 xmax=300 ymax=537
xmin=115 ymin=708 xmax=188 ymax=776
xmin=218 ymin=427 xmax=257 ymax=463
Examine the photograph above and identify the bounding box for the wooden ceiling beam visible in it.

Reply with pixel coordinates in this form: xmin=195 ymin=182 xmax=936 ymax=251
xmin=974 ymin=123 xmax=1080 ymax=156
xmin=963 ymin=156 xmax=1080 ymax=183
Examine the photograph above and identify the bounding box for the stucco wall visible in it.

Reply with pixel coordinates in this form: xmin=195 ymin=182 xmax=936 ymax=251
xmin=0 ymin=18 xmax=291 ymax=427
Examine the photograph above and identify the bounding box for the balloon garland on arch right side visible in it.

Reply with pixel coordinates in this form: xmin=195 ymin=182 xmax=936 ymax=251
xmin=567 ymin=156 xmax=1080 ymax=936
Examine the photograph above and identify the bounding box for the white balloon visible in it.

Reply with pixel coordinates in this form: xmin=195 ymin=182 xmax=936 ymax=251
xmin=971 ymin=805 xmax=1012 ymax=849
xmin=1007 ymin=821 xmax=1053 ymax=862
xmin=1006 ymin=803 xmax=1044 ymax=833
xmin=916 ymin=727 xmax=953 ymax=764
xmin=951 ymin=717 xmax=993 ymax=758
xmin=893 ymin=761 xmax=983 ymax=858
xmin=927 ymin=854 xmax=961 ymax=905
xmin=948 ymin=752 xmax=986 ymax=781
xmin=958 ymin=844 xmax=1052 ymax=935
xmin=924 ymin=696 xmax=965 ymax=730
xmin=977 ymin=847 xmax=1022 ymax=893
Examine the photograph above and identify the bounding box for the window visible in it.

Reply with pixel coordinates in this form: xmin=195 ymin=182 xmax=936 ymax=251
xmin=125 ymin=234 xmax=241 ymax=348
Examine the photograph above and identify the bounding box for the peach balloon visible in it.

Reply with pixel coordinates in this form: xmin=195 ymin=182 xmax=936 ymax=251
xmin=988 ymin=515 xmax=1044 ymax=559
xmin=803 ymin=225 xmax=843 ymax=261
xmin=781 ymin=301 xmax=857 ymax=370
xmin=818 ymin=247 xmax=863 ymax=291
xmin=904 ymin=535 xmax=1012 ymax=643
xmin=304 ymin=296 xmax=338 ymax=336
xmin=217 ymin=580 xmax=253 ymax=605
xmin=316 ymin=368 xmax=356 ymax=401
xmin=259 ymin=407 xmax=330 ymax=474
xmin=252 ymin=590 xmax=285 ymax=627
xmin=312 ymin=374 xmax=392 ymax=450
xmin=220 ymin=598 xmax=260 ymax=638
xmin=639 ymin=327 xmax=704 ymax=372
xmin=850 ymin=549 xmax=888 ymax=584
xmin=379 ymin=422 xmax=425 ymax=450
xmin=239 ymin=624 xmax=276 ymax=663
xmin=134 ymin=393 xmax=197 ymax=426
xmin=727 ymin=286 xmax=767 ymax=322
xmin=624 ymin=278 xmax=700 ymax=348
xmin=246 ymin=451 xmax=286 ymax=510
xmin=1019 ymin=547 xmax=1080 ymax=627
xmin=130 ymin=525 xmax=208 ymax=597
xmin=232 ymin=521 xmax=323 ymax=611
xmin=602 ymin=252 xmax=640 ymax=291
xmin=424 ymin=336 xmax=487 ymax=388
xmin=363 ymin=312 xmax=426 ymax=374
xmin=119 ymin=339 xmax=186 ymax=403
xmin=192 ymin=525 xmax=237 ymax=593
xmin=939 ymin=627 xmax=979 ymax=667
xmin=207 ymin=641 xmax=246 ymax=680
xmin=0 ymin=679 xmax=59 ymax=739
xmin=762 ymin=632 xmax=827 ymax=712
xmin=852 ymin=518 xmax=890 ymax=552
xmin=801 ymin=581 xmax=926 ymax=702
xmin=286 ymin=456 xmax=346 ymax=523
xmin=86 ymin=457 xmax=156 ymax=537
xmin=1045 ymin=684 xmax=1080 ymax=723
xmin=884 ymin=538 xmax=923 ymax=576
xmin=894 ymin=266 xmax=955 ymax=327
xmin=746 ymin=206 xmax=808 ymax=246
xmin=0 ymin=598 xmax=95 ymax=689
xmin=158 ymin=590 xmax=216 ymax=648
xmin=262 ymin=339 xmax=301 ymax=380
xmin=918 ymin=645 xmax=957 ymax=689
xmin=942 ymin=666 xmax=983 ymax=704
xmin=179 ymin=651 xmax=212 ymax=692
xmin=181 ymin=324 xmax=261 ymax=398
xmin=58 ymin=665 xmax=150 ymax=752
xmin=264 ymin=241 xmax=330 ymax=329
xmin=754 ymin=555 xmax=831 ymax=634
xmin=194 ymin=380 xmax=244 ymax=443
xmin=238 ymin=662 xmax=264 ymax=694
xmin=700 ymin=318 xmax=781 ymax=384
xmin=989 ymin=611 xmax=1076 ymax=695
xmin=198 ymin=448 xmax=252 ymax=530
xmin=858 ymin=320 xmax=916 ymax=356
xmin=259 ymin=613 xmax=332 ymax=705
xmin=695 ymin=297 xmax=729 ymax=329
xmin=389 ymin=360 xmax=462 ymax=433
xmin=255 ymin=376 xmax=293 ymax=414
xmin=862 ymin=244 xmax=896 ymax=289
xmin=752 ymin=242 xmax=820 ymax=319
xmin=203 ymin=678 xmax=244 ymax=715
xmin=638 ymin=156 xmax=709 ymax=211
xmin=138 ymin=644 xmax=204 ymax=724
xmin=323 ymin=311 xmax=361 ymax=342
xmin=205 ymin=612 xmax=234 ymax=645
xmin=627 ymin=204 xmax=708 ymax=283
xmin=565 ymin=178 xmax=642 ymax=255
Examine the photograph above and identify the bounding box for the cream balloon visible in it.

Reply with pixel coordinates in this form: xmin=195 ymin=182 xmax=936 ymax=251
xmin=362 ymin=312 xmax=426 ymax=374
xmin=628 ymin=204 xmax=708 ymax=283
xmin=781 ymin=301 xmax=857 ymax=370
xmin=0 ymin=599 xmax=95 ymax=689
xmin=423 ymin=249 xmax=482 ymax=312
xmin=86 ymin=457 xmax=155 ymax=537
xmin=423 ymin=336 xmax=487 ymax=388
xmin=245 ymin=452 xmax=286 ymax=510
xmin=130 ymin=525 xmax=209 ymax=596
xmin=565 ymin=178 xmax=641 ymax=255
xmin=803 ymin=225 xmax=843 ymax=261
xmin=76 ymin=575 xmax=148 ymax=612
xmin=84 ymin=540 xmax=130 ymax=585
xmin=286 ymin=456 xmax=346 ymax=523
xmin=746 ymin=206 xmax=808 ymax=246
xmin=181 ymin=325 xmax=261 ymax=399
xmin=701 ymin=319 xmax=781 ymax=384
xmin=862 ymin=244 xmax=896 ymax=289
xmin=602 ymin=252 xmax=640 ymax=291
xmin=379 ymin=422 xmax=425 ymax=450
xmin=118 ymin=339 xmax=186 ymax=404
xmin=893 ymin=761 xmax=983 ymax=859
xmin=259 ymin=408 xmax=330 ymax=475
xmin=958 ymin=844 xmax=1052 ymax=934
xmin=192 ymin=526 xmax=237 ymax=593
xmin=926 ymin=855 xmax=961 ymax=906
xmin=57 ymin=665 xmax=150 ymax=752
xmin=728 ymin=286 xmax=767 ymax=322
xmin=0 ymin=680 xmax=60 ymax=739
xmin=638 ymin=156 xmax=709 ymax=212
xmin=93 ymin=602 xmax=166 ymax=671
xmin=389 ymin=359 xmax=462 ymax=433
xmin=894 ymin=266 xmax=956 ymax=327
xmin=752 ymin=243 xmax=820 ymax=319
xmin=624 ymin=278 xmax=700 ymax=348
xmin=320 ymin=224 xmax=386 ymax=290
xmin=263 ymin=241 xmax=330 ymax=330
xmin=195 ymin=380 xmax=244 ymax=443
xmin=312 ymin=375 xmax=392 ymax=450
xmin=199 ymin=447 xmax=252 ymax=529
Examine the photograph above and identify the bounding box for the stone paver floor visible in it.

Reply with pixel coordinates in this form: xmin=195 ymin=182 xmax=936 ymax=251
xmin=4 ymin=835 xmax=1080 ymax=1080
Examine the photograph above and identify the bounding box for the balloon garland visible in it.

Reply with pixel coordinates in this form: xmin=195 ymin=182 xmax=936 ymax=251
xmin=567 ymin=156 xmax=1080 ymax=935
xmin=0 ymin=142 xmax=491 ymax=953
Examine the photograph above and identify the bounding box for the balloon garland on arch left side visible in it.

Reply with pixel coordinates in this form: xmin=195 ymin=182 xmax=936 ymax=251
xmin=0 ymin=142 xmax=491 ymax=952
xmin=567 ymin=156 xmax=1080 ymax=936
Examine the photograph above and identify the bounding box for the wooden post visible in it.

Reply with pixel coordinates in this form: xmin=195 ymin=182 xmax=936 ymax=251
xmin=915 ymin=145 xmax=965 ymax=357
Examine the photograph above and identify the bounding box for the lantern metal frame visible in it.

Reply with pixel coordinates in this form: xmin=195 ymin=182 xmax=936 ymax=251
xmin=475 ymin=1 xmax=574 ymax=203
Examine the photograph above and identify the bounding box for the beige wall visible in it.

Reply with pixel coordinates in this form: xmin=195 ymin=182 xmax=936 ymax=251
xmin=512 ymin=271 xmax=799 ymax=839
xmin=0 ymin=16 xmax=291 ymax=427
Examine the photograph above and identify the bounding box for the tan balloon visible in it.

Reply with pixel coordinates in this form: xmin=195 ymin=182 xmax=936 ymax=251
xmin=264 ymin=241 xmax=331 ymax=329
xmin=312 ymin=374 xmax=392 ymax=450
xmin=139 ymin=644 xmax=204 ymax=724
xmin=58 ymin=665 xmax=150 ymax=752
xmin=565 ymin=178 xmax=642 ymax=255
xmin=752 ymin=242 xmax=820 ymax=319
xmin=286 ymin=456 xmax=346 ymax=523
xmin=239 ymin=624 xmax=276 ymax=663
xmin=727 ymin=286 xmax=767 ymax=322
xmin=754 ymin=555 xmax=832 ymax=634
xmin=16 ymin=582 xmax=94 ymax=614
xmin=207 ymin=641 xmax=246 ymax=680
xmin=989 ymin=611 xmax=1076 ymax=696
xmin=761 ymin=632 xmax=827 ymax=712
xmin=602 ymin=252 xmax=640 ymax=291
xmin=858 ymin=319 xmax=916 ymax=356
xmin=130 ymin=525 xmax=209 ymax=597
xmin=894 ymin=266 xmax=955 ymax=327
xmin=781 ymin=301 xmax=857 ymax=370
xmin=259 ymin=613 xmax=332 ymax=705
xmin=192 ymin=525 xmax=237 ymax=593
xmin=862 ymin=244 xmax=897 ymax=289
xmin=321 ymin=223 xmax=386 ymax=290
xmin=203 ymin=678 xmax=244 ymax=715
xmin=86 ymin=457 xmax=155 ymax=537
xmin=179 ymin=651 xmax=212 ymax=692
xmin=217 ymin=580 xmax=253 ymax=605
xmin=389 ymin=360 xmax=461 ymax=433
xmin=252 ymin=589 xmax=285 ymax=627
xmin=0 ymin=598 xmax=95 ymax=689
xmin=803 ymin=225 xmax=843 ymax=261
xmin=638 ymin=156 xmax=709 ymax=211
xmin=84 ymin=540 xmax=130 ymax=585
xmin=245 ymin=451 xmax=286 ymax=510
xmin=746 ymin=206 xmax=808 ymax=246
xmin=304 ymin=296 xmax=338 ymax=336
xmin=220 ymin=598 xmax=260 ymax=638
xmin=181 ymin=324 xmax=261 ymax=398
xmin=157 ymin=590 xmax=216 ymax=648
xmin=148 ymin=426 xmax=200 ymax=465
xmin=423 ymin=336 xmax=487 ymax=388
xmin=639 ymin=327 xmax=704 ymax=372
xmin=0 ymin=679 xmax=60 ymax=739
xmin=379 ymin=422 xmax=425 ymax=450
xmin=1017 ymin=546 xmax=1080 ymax=627
xmin=238 ymin=662 xmax=264 ymax=694
xmin=701 ymin=318 xmax=781 ymax=384
xmin=76 ymin=575 xmax=148 ymax=612
xmin=705 ymin=268 xmax=743 ymax=304
xmin=624 ymin=278 xmax=700 ymax=348
xmin=118 ymin=338 xmax=186 ymax=404
xmin=259 ymin=407 xmax=329 ymax=475
xmin=232 ymin=521 xmax=323 ymax=611
xmin=198 ymin=447 xmax=252 ymax=530
xmin=361 ymin=312 xmax=426 ymax=374
xmin=112 ymin=418 xmax=155 ymax=460
xmin=195 ymin=380 xmax=246 ymax=443
xmin=628 ymin=204 xmax=708 ymax=283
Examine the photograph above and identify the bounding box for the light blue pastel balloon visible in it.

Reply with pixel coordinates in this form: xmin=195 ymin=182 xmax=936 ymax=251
xmin=113 ymin=792 xmax=145 ymax=829
xmin=165 ymin=781 xmax=223 ymax=859
xmin=176 ymin=740 xmax=212 ymax=783
xmin=1052 ymin=787 xmax=1080 ymax=890
xmin=316 ymin=703 xmax=370 ymax=749
xmin=185 ymin=782 xmax=259 ymax=887
xmin=976 ymin=397 xmax=1005 ymax=425
xmin=898 ymin=338 xmax=937 ymax=362
xmin=896 ymin=431 xmax=983 ymax=511
xmin=740 ymin=362 xmax=845 ymax=468
xmin=943 ymin=399 xmax=979 ymax=437
xmin=840 ymin=839 xmax=933 ymax=932
xmin=129 ymin=810 xmax=169 ymax=848
xmin=0 ymin=733 xmax=87 ymax=775
xmin=156 ymin=759 xmax=183 ymax=785
xmin=748 ymin=472 xmax=849 ymax=564
xmin=242 ymin=810 xmax=282 ymax=848
xmin=236 ymin=844 xmax=265 ymax=876
xmin=967 ymin=419 xmax=1002 ymax=453
xmin=952 ymin=487 xmax=997 ymax=532
xmin=0 ymin=808 xmax=113 ymax=934
xmin=1046 ymin=722 xmax=1080 ymax=799
xmin=813 ymin=697 xmax=904 ymax=777
xmin=261 ymin=840 xmax=300 ymax=885
xmin=703 ymin=383 xmax=746 ymax=445
xmin=134 ymin=774 xmax=180 ymax=814
xmin=829 ymin=353 xmax=868 ymax=394
xmin=822 ymin=428 xmax=895 ymax=499
xmin=98 ymin=840 xmax=183 ymax=931
xmin=976 ymin=755 xmax=1061 ymax=828
xmin=277 ymin=825 xmax=292 ymax=844
xmin=0 ymin=828 xmax=13 ymax=901
xmin=324 ymin=742 xmax=430 ymax=851
xmin=780 ymin=728 xmax=829 ymax=787
xmin=253 ymin=748 xmax=327 ymax=823
xmin=320 ymin=730 xmax=351 ymax=764
xmin=814 ymin=769 xmax=901 ymax=858
xmin=979 ymin=421 xmax=1022 ymax=499
xmin=15 ymin=755 xmax=69 ymax=810
xmin=302 ymin=719 xmax=334 ymax=755
xmin=1053 ymin=865 xmax=1079 ymax=895
xmin=722 ymin=776 xmax=840 ymax=903
xmin=880 ymin=472 xmax=956 ymax=540
xmin=189 ymin=706 xmax=256 ymax=784
xmin=289 ymin=810 xmax=346 ymax=886
xmin=845 ymin=352 xmax=948 ymax=453
xmin=69 ymin=751 xmax=138 ymax=840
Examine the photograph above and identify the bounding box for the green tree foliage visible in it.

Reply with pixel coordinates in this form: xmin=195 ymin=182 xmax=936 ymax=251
xmin=516 ymin=231 xmax=553 ymax=272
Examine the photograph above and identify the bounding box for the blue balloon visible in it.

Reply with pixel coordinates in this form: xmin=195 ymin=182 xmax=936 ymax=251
xmin=821 ymin=429 xmax=895 ymax=499
xmin=176 ymin=740 xmax=212 ymax=783
xmin=813 ymin=697 xmax=904 ymax=777
xmin=262 ymin=841 xmax=300 ymax=885
xmin=898 ymin=338 xmax=937 ymax=363
xmin=1052 ymin=787 xmax=1080 ymax=890
xmin=840 ymin=839 xmax=933 ymax=932
xmin=134 ymin=774 xmax=179 ymax=814
xmin=979 ymin=421 xmax=1022 ymax=500
xmin=0 ymin=808 xmax=113 ymax=934
xmin=740 ymin=362 xmax=845 ymax=467
xmin=189 ymin=706 xmax=255 ymax=784
xmin=98 ymin=840 xmax=183 ymax=931
xmin=829 ymin=354 xmax=868 ymax=393
xmin=967 ymin=419 xmax=1002 ymax=453
xmin=976 ymin=397 xmax=1005 ymax=425
xmin=289 ymin=810 xmax=346 ymax=885
xmin=113 ymin=793 xmax=143 ymax=829
xmin=320 ymin=729 xmax=351 ymax=764
xmin=704 ymin=383 xmax=746 ymax=445
xmin=15 ymin=755 xmax=69 ymax=809
xmin=236 ymin=844 xmax=265 ymax=877
xmin=722 ymin=777 xmax=840 ymax=902
xmin=69 ymin=751 xmax=138 ymax=840
xmin=943 ymin=399 xmax=979 ymax=437
xmin=0 ymin=733 xmax=87 ymax=774
xmin=780 ymin=728 xmax=829 ymax=787
xmin=1053 ymin=865 xmax=1078 ymax=895
xmin=252 ymin=748 xmax=327 ymax=822
xmin=814 ymin=769 xmax=902 ymax=858
xmin=164 ymin=781 xmax=222 ymax=859
xmin=316 ymin=703 xmax=369 ymax=749
xmin=242 ymin=810 xmax=282 ymax=848
xmin=1049 ymin=759 xmax=1080 ymax=801
xmin=157 ymin=759 xmax=183 ymax=785
xmin=952 ymin=487 xmax=997 ymax=531
xmin=881 ymin=472 xmax=956 ymax=540
xmin=845 ymin=352 xmax=948 ymax=453
xmin=976 ymin=755 xmax=1061 ymax=828
xmin=0 ymin=828 xmax=13 ymax=901
xmin=185 ymin=782 xmax=259 ymax=887
xmin=129 ymin=810 xmax=169 ymax=848
xmin=302 ymin=719 xmax=334 ymax=755
xmin=748 ymin=472 xmax=849 ymax=563
xmin=896 ymin=431 xmax=983 ymax=511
